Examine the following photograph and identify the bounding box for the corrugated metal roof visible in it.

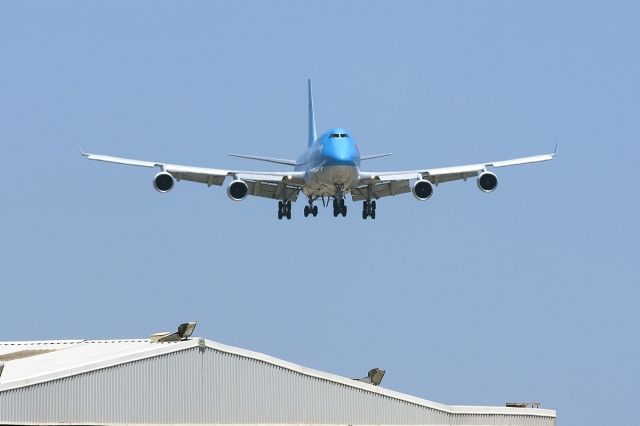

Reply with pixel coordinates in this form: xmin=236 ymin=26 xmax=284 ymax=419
xmin=0 ymin=340 xmax=83 ymax=356
xmin=0 ymin=339 xmax=188 ymax=389
xmin=0 ymin=337 xmax=555 ymax=418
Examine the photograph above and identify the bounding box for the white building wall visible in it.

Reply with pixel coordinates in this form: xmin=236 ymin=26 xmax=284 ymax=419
xmin=0 ymin=346 xmax=555 ymax=426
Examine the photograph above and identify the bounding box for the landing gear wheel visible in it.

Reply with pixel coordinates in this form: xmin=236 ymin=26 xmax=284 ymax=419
xmin=305 ymin=197 xmax=318 ymax=218
xmin=278 ymin=201 xmax=292 ymax=220
xmin=362 ymin=200 xmax=377 ymax=220
xmin=333 ymin=197 xmax=347 ymax=217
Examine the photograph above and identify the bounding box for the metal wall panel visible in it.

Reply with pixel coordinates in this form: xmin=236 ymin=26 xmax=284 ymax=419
xmin=0 ymin=347 xmax=554 ymax=426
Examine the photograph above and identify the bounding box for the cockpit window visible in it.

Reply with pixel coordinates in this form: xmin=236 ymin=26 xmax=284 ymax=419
xmin=329 ymin=133 xmax=350 ymax=139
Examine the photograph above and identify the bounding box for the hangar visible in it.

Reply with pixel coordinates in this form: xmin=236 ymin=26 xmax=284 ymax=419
xmin=0 ymin=326 xmax=555 ymax=426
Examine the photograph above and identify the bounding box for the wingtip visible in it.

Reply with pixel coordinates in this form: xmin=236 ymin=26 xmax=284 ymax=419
xmin=553 ymin=142 xmax=559 ymax=157
xmin=79 ymin=144 xmax=87 ymax=157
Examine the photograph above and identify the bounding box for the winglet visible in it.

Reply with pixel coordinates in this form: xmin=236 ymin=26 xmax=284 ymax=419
xmin=79 ymin=145 xmax=87 ymax=157
xmin=553 ymin=142 xmax=559 ymax=157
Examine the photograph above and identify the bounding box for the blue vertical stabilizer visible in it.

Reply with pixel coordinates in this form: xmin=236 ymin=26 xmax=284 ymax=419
xmin=308 ymin=79 xmax=317 ymax=146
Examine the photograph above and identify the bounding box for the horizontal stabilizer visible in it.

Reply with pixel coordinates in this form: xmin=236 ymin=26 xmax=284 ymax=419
xmin=227 ymin=153 xmax=297 ymax=166
xmin=360 ymin=153 xmax=392 ymax=161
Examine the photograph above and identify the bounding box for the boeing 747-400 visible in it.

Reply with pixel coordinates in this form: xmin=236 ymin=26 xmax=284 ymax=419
xmin=83 ymin=80 xmax=556 ymax=220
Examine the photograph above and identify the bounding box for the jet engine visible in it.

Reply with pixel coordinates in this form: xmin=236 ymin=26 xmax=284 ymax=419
xmin=412 ymin=179 xmax=434 ymax=201
xmin=227 ymin=179 xmax=249 ymax=201
xmin=153 ymin=172 xmax=175 ymax=193
xmin=477 ymin=171 xmax=498 ymax=192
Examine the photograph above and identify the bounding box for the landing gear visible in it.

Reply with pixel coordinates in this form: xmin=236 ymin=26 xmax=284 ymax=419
xmin=278 ymin=201 xmax=292 ymax=220
xmin=304 ymin=198 xmax=319 ymax=217
xmin=362 ymin=200 xmax=376 ymax=219
xmin=333 ymin=197 xmax=347 ymax=217
xmin=303 ymin=205 xmax=318 ymax=217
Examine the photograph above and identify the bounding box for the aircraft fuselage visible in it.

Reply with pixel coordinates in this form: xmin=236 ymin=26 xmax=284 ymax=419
xmin=295 ymin=127 xmax=361 ymax=197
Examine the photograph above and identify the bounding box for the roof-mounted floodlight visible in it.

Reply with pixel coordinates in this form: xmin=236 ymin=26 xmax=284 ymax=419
xmin=177 ymin=322 xmax=197 ymax=339
xmin=150 ymin=321 xmax=197 ymax=343
xmin=354 ymin=368 xmax=385 ymax=386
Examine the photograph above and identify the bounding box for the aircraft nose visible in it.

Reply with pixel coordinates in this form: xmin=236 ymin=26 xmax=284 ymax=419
xmin=334 ymin=150 xmax=352 ymax=161
xmin=321 ymin=136 xmax=359 ymax=166
xmin=323 ymin=145 xmax=356 ymax=165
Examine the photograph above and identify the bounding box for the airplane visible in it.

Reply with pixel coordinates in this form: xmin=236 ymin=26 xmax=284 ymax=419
xmin=82 ymin=80 xmax=557 ymax=220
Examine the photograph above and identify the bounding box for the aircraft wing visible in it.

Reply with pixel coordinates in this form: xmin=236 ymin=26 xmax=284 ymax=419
xmin=352 ymin=148 xmax=556 ymax=201
xmin=83 ymin=152 xmax=306 ymax=201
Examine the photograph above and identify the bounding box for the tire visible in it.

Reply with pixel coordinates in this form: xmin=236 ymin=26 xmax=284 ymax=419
xmin=312 ymin=205 xmax=318 ymax=216
xmin=371 ymin=210 xmax=376 ymax=219
xmin=304 ymin=206 xmax=309 ymax=217
xmin=286 ymin=210 xmax=291 ymax=220
xmin=278 ymin=210 xmax=283 ymax=220
xmin=342 ymin=205 xmax=347 ymax=217
xmin=362 ymin=210 xmax=367 ymax=220
xmin=371 ymin=200 xmax=376 ymax=209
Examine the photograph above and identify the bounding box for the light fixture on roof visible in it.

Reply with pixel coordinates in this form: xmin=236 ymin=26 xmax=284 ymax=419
xmin=178 ymin=322 xmax=197 ymax=339
xmin=150 ymin=321 xmax=197 ymax=343
xmin=354 ymin=368 xmax=385 ymax=386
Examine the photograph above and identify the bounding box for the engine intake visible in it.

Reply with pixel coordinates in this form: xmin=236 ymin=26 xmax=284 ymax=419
xmin=477 ymin=171 xmax=498 ymax=192
xmin=227 ymin=179 xmax=249 ymax=201
xmin=153 ymin=172 xmax=174 ymax=193
xmin=413 ymin=179 xmax=434 ymax=201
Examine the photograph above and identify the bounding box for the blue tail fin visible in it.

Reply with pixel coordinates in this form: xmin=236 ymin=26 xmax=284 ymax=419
xmin=308 ymin=79 xmax=317 ymax=147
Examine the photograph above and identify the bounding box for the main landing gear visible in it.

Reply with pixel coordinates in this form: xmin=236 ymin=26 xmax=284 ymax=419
xmin=304 ymin=197 xmax=318 ymax=217
xmin=332 ymin=184 xmax=347 ymax=218
xmin=362 ymin=200 xmax=376 ymax=220
xmin=278 ymin=201 xmax=292 ymax=220
xmin=333 ymin=198 xmax=347 ymax=217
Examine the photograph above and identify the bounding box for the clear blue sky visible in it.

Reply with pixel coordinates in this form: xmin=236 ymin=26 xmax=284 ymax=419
xmin=1 ymin=2 xmax=638 ymax=425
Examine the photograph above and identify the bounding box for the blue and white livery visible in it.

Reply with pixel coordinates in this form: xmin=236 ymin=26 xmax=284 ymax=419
xmin=83 ymin=80 xmax=556 ymax=220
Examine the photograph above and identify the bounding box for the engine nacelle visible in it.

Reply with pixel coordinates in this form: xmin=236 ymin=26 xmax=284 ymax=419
xmin=153 ymin=172 xmax=175 ymax=193
xmin=477 ymin=171 xmax=498 ymax=192
xmin=227 ymin=179 xmax=249 ymax=201
xmin=412 ymin=179 xmax=434 ymax=201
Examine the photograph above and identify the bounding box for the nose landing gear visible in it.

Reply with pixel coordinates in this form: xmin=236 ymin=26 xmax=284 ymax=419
xmin=362 ymin=200 xmax=376 ymax=219
xmin=278 ymin=201 xmax=292 ymax=220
